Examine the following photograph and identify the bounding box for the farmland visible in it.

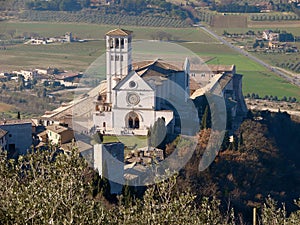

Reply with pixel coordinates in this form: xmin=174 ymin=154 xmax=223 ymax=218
xmin=0 ymin=21 xmax=299 ymax=100
xmin=181 ymin=42 xmax=300 ymax=99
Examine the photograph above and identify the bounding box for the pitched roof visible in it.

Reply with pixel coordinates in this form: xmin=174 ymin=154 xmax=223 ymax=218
xmin=0 ymin=119 xmax=33 ymax=126
xmin=106 ymin=28 xmax=133 ymax=36
xmin=190 ymin=73 xmax=233 ymax=99
xmin=0 ymin=128 xmax=8 ymax=139
xmin=47 ymin=124 xmax=71 ymax=134
xmin=132 ymin=60 xmax=181 ymax=78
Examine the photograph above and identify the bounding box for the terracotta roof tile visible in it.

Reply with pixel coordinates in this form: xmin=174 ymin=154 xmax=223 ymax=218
xmin=0 ymin=128 xmax=8 ymax=139
xmin=106 ymin=29 xmax=133 ymax=36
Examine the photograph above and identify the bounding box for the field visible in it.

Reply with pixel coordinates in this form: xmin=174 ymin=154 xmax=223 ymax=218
xmin=0 ymin=21 xmax=299 ymax=100
xmin=181 ymin=42 xmax=300 ymax=99
xmin=0 ymin=102 xmax=14 ymax=112
xmin=0 ymin=21 xmax=215 ymax=42
xmin=0 ymin=41 xmax=105 ymax=71
xmin=211 ymin=15 xmax=247 ymax=28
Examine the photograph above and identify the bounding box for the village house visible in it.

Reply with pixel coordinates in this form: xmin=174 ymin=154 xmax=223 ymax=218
xmin=125 ymin=146 xmax=164 ymax=165
xmin=0 ymin=128 xmax=8 ymax=150
xmin=12 ymin=70 xmax=38 ymax=81
xmin=46 ymin=124 xmax=75 ymax=145
xmin=0 ymin=120 xmax=33 ymax=157
xmin=262 ymin=30 xmax=279 ymax=41
xmin=25 ymin=32 xmax=74 ymax=45
xmin=54 ymin=72 xmax=83 ymax=87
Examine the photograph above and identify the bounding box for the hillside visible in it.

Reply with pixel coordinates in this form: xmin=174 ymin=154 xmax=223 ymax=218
xmin=172 ymin=110 xmax=300 ymax=222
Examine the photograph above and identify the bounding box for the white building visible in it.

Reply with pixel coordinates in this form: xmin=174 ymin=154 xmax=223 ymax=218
xmin=93 ymin=29 xmax=190 ymax=135
xmin=93 ymin=28 xmax=247 ymax=135
xmin=0 ymin=120 xmax=33 ymax=157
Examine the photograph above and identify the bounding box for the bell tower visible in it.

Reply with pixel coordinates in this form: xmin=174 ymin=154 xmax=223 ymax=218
xmin=106 ymin=28 xmax=132 ymax=104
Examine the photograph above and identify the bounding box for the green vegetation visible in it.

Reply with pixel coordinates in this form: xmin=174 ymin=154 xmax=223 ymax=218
xmin=181 ymin=42 xmax=300 ymax=99
xmin=103 ymin=135 xmax=148 ymax=150
xmin=148 ymin=117 xmax=167 ymax=148
xmin=1 ymin=145 xmax=299 ymax=224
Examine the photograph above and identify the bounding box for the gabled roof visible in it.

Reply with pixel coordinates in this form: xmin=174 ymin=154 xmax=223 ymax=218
xmin=190 ymin=73 xmax=233 ymax=99
xmin=47 ymin=124 xmax=71 ymax=134
xmin=113 ymin=70 xmax=153 ymax=91
xmin=132 ymin=59 xmax=181 ymax=78
xmin=106 ymin=29 xmax=133 ymax=36
xmin=133 ymin=60 xmax=180 ymax=72
xmin=0 ymin=128 xmax=8 ymax=139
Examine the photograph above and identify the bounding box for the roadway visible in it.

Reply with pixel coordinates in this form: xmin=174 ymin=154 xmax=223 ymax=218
xmin=199 ymin=26 xmax=300 ymax=87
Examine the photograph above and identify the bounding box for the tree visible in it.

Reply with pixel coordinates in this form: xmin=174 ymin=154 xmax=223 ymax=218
xmin=221 ymin=130 xmax=230 ymax=151
xmin=253 ymin=41 xmax=259 ymax=49
xmin=149 ymin=117 xmax=167 ymax=148
xmin=201 ymin=105 xmax=211 ymax=129
xmin=228 ymin=134 xmax=238 ymax=151
xmin=7 ymin=29 xmax=16 ymax=39
xmin=238 ymin=131 xmax=243 ymax=149
xmin=0 ymin=148 xmax=106 ymax=224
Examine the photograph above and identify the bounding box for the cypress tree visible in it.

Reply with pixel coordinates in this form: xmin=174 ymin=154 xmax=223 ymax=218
xmin=221 ymin=131 xmax=230 ymax=151
xmin=201 ymin=105 xmax=211 ymax=129
xmin=238 ymin=132 xmax=244 ymax=150
xmin=149 ymin=117 xmax=166 ymax=148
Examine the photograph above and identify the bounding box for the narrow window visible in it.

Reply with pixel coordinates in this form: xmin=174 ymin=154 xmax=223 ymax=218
xmin=121 ymin=38 xmax=124 ymax=49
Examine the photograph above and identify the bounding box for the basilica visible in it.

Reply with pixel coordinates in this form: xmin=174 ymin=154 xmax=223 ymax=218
xmin=93 ymin=28 xmax=247 ymax=135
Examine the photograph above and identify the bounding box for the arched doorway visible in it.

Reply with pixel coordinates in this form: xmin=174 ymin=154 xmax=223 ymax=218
xmin=126 ymin=112 xmax=140 ymax=129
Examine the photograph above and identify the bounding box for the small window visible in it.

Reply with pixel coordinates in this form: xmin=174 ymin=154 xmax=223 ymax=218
xmin=201 ymin=73 xmax=205 ymax=77
xmin=121 ymin=55 xmax=123 ymax=61
xmin=121 ymin=38 xmax=124 ymax=49
xmin=109 ymin=38 xmax=113 ymax=48
xmin=129 ymin=81 xmax=137 ymax=88
xmin=111 ymin=55 xmax=114 ymax=61
xmin=116 ymin=55 xmax=119 ymax=61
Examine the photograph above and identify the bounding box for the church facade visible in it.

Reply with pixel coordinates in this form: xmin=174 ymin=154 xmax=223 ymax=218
xmin=93 ymin=29 xmax=191 ymax=135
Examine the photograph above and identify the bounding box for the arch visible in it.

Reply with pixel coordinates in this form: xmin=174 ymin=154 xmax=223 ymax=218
xmin=125 ymin=111 xmax=140 ymax=129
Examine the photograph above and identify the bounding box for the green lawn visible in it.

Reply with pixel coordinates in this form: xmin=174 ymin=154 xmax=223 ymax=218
xmin=103 ymin=135 xmax=148 ymax=155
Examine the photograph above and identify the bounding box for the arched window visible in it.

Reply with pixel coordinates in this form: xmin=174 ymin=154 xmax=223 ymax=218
xmin=134 ymin=117 xmax=140 ymax=129
xmin=128 ymin=117 xmax=133 ymax=128
xmin=121 ymin=38 xmax=124 ymax=49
